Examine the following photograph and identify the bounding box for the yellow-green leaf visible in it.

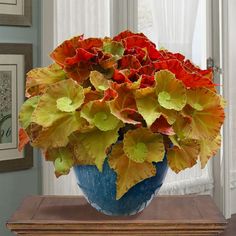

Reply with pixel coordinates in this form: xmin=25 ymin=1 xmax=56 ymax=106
xmin=90 ymin=71 xmax=109 ymax=91
xmin=81 ymin=100 xmax=120 ymax=131
xmin=135 ymin=86 xmax=177 ymax=127
xmin=19 ymin=96 xmax=40 ymax=129
xmin=123 ymin=127 xmax=165 ymax=163
xmin=31 ymin=79 xmax=84 ymax=127
xmin=155 ymin=70 xmax=187 ymax=111
xmin=103 ymin=40 xmax=125 ymax=57
xmin=46 ymin=147 xmax=74 ymax=177
xmin=108 ymin=143 xmax=156 ymax=200
xmin=135 ymin=87 xmax=161 ymax=127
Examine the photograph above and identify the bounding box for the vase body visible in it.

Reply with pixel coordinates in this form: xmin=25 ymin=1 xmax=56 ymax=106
xmin=73 ymin=153 xmax=168 ymax=216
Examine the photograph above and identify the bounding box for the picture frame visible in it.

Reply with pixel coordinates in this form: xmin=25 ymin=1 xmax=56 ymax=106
xmin=0 ymin=0 xmax=32 ymax=26
xmin=0 ymin=43 xmax=33 ymax=172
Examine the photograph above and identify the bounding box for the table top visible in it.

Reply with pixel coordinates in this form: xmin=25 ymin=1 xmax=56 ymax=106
xmin=7 ymin=195 xmax=227 ymax=235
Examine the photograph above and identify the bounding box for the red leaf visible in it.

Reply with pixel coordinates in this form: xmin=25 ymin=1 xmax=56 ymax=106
xmin=151 ymin=116 xmax=175 ymax=135
xmin=50 ymin=35 xmax=83 ymax=66
xmin=119 ymin=55 xmax=141 ymax=70
xmin=154 ymin=59 xmax=216 ymax=88
xmin=113 ymin=30 xmax=147 ymax=42
xmin=65 ymin=48 xmax=96 ymax=65
xmin=140 ymin=75 xmax=155 ymax=88
xmin=103 ymin=88 xmax=118 ymax=101
xmin=138 ymin=65 xmax=155 ymax=76
xmin=77 ymin=38 xmax=103 ymax=50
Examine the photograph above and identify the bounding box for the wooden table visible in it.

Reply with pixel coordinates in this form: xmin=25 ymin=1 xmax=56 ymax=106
xmin=7 ymin=195 xmax=227 ymax=236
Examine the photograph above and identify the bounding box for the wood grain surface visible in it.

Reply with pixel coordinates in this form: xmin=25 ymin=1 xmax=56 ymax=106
xmin=6 ymin=195 xmax=227 ymax=235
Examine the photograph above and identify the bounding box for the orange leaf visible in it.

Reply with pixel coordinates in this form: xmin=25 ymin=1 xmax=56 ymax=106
xmin=18 ymin=128 xmax=30 ymax=151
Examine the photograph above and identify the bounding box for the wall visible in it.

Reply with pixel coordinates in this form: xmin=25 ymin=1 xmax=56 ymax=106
xmin=0 ymin=0 xmax=41 ymax=235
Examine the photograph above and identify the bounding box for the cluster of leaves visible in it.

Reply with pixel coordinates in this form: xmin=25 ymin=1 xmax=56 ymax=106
xmin=19 ymin=30 xmax=225 ymax=200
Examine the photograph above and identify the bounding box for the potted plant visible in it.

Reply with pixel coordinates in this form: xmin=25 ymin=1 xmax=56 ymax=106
xmin=19 ymin=30 xmax=225 ymax=216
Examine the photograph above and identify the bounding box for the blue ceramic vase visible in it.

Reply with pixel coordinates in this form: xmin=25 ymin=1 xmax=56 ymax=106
xmin=73 ymin=152 xmax=168 ymax=216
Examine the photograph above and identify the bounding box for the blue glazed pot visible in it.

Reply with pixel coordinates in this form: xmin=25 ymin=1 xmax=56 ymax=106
xmin=74 ymin=154 xmax=168 ymax=216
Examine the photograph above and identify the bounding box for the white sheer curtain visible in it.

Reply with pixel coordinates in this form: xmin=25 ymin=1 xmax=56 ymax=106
xmin=151 ymin=0 xmax=199 ymax=59
xmin=147 ymin=0 xmax=214 ymax=195
xmin=42 ymin=0 xmax=110 ymax=195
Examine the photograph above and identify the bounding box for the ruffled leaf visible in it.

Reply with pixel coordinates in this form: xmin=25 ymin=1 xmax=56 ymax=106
xmin=50 ymin=35 xmax=83 ymax=66
xmin=123 ymin=127 xmax=165 ymax=163
xmin=90 ymin=71 xmax=109 ymax=91
xmin=154 ymin=59 xmax=216 ymax=88
xmin=155 ymin=70 xmax=187 ymax=111
xmin=81 ymin=100 xmax=120 ymax=131
xmin=31 ymin=79 xmax=84 ymax=127
xmin=26 ymin=63 xmax=66 ymax=97
xmin=46 ymin=147 xmax=74 ymax=177
xmin=69 ymin=126 xmax=120 ymax=171
xmin=113 ymin=30 xmax=147 ymax=42
xmin=167 ymin=139 xmax=200 ymax=173
xmin=65 ymin=48 xmax=96 ymax=65
xmin=108 ymin=143 xmax=156 ymax=200
xmin=19 ymin=96 xmax=40 ymax=129
xmin=184 ymin=88 xmax=225 ymax=140
xmin=199 ymin=135 xmax=221 ymax=168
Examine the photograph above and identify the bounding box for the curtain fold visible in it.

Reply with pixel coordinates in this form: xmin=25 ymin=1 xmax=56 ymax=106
xmin=43 ymin=0 xmax=110 ymax=195
xmin=151 ymin=0 xmax=199 ymax=59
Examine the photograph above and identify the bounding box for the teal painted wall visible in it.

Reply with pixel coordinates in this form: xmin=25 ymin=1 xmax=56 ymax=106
xmin=0 ymin=0 xmax=41 ymax=235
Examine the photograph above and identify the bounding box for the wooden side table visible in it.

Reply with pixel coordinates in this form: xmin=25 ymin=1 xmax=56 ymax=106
xmin=7 ymin=195 xmax=227 ymax=236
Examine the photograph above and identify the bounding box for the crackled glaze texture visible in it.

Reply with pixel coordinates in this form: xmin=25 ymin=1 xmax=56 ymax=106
xmin=74 ymin=155 xmax=168 ymax=216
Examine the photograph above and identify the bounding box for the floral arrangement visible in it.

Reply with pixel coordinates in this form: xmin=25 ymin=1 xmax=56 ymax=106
xmin=19 ymin=31 xmax=225 ymax=200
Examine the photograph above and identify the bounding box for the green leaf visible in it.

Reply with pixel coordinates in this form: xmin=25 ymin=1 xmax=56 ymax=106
xmin=26 ymin=63 xmax=66 ymax=97
xmin=108 ymin=143 xmax=156 ymax=200
xmin=123 ymin=127 xmax=165 ymax=163
xmin=103 ymin=41 xmax=125 ymax=57
xmin=81 ymin=100 xmax=120 ymax=131
xmin=19 ymin=96 xmax=40 ymax=129
xmin=31 ymin=79 xmax=85 ymax=127
xmin=46 ymin=147 xmax=74 ymax=177
xmin=155 ymin=70 xmax=187 ymax=111
xmin=69 ymin=125 xmax=121 ymax=171
xmin=90 ymin=71 xmax=109 ymax=91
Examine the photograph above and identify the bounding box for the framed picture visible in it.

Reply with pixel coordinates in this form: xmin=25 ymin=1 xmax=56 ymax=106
xmin=0 ymin=43 xmax=33 ymax=172
xmin=0 ymin=0 xmax=32 ymax=26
